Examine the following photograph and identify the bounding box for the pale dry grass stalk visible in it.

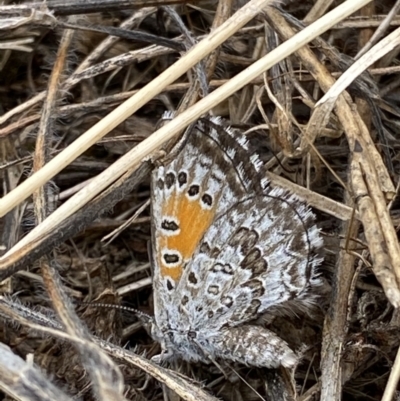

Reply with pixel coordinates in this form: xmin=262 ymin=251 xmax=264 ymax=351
xmin=0 ymin=0 xmax=372 ymax=265
xmin=1 ymin=0 xmax=400 ymax=399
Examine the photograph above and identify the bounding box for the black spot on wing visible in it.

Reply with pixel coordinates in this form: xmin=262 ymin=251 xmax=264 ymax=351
xmin=201 ymin=193 xmax=213 ymax=207
xmin=199 ymin=242 xmax=210 ymax=254
xmin=163 ymin=253 xmax=180 ymax=264
xmin=210 ymin=247 xmax=221 ymax=258
xmin=161 ymin=219 xmax=179 ymax=232
xmin=157 ymin=178 xmax=164 ymax=190
xmin=178 ymin=171 xmax=188 ymax=187
xmin=188 ymin=272 xmax=198 ymax=285
xmin=211 ymin=263 xmax=234 ymax=275
xmin=166 ymin=280 xmax=174 ymax=291
xmin=229 ymin=227 xmax=259 ymax=254
xmin=240 ymin=248 xmax=268 ymax=276
xmin=165 ymin=172 xmax=176 ymax=189
xmin=188 ymin=185 xmax=200 ymax=197
xmin=240 ymin=248 xmax=261 ymax=268
xmin=242 ymin=279 xmax=265 ymax=297
xmin=243 ymin=299 xmax=261 ymax=318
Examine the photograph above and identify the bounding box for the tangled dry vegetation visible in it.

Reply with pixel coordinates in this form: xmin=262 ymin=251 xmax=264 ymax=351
xmin=1 ymin=0 xmax=400 ymax=400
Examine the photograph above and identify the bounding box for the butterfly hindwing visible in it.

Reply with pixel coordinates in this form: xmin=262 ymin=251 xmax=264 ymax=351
xmin=174 ymin=191 xmax=323 ymax=331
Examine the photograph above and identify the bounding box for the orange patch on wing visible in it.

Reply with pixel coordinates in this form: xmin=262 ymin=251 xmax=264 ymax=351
xmin=158 ymin=193 xmax=215 ymax=282
xmin=160 ymin=264 xmax=182 ymax=282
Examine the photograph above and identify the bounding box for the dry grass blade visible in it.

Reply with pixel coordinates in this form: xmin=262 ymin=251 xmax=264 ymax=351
xmin=266 ymin=171 xmax=356 ymax=221
xmin=355 ymin=0 xmax=400 ymax=58
xmin=0 ymin=0 xmax=203 ymax=15
xmin=31 ymin=25 xmax=126 ymax=401
xmin=0 ymin=0 xmax=274 ymax=218
xmin=266 ymin=6 xmax=400 ymax=303
xmin=320 ymin=203 xmax=359 ymax=401
xmin=0 ymin=0 xmax=372 ymax=263
xmin=351 ymin=159 xmax=399 ymax=305
xmin=382 ymin=344 xmax=400 ymax=401
xmin=316 ymin=26 xmax=400 ymax=107
xmin=0 ymin=297 xmax=125 ymax=400
xmin=0 ymin=162 xmax=152 ymax=280
xmin=0 ymin=296 xmax=218 ymax=401
xmin=2 ymin=0 xmax=400 ymax=400
xmin=0 ymin=343 xmax=73 ymax=401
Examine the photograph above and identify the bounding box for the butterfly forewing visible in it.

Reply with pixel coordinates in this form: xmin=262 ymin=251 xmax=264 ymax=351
xmin=151 ymin=118 xmax=263 ymax=299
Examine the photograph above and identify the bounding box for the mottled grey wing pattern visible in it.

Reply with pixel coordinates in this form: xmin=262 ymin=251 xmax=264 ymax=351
xmin=150 ymin=116 xmax=323 ymax=368
xmin=174 ymin=191 xmax=323 ymax=330
xmin=151 ymin=117 xmax=264 ymax=329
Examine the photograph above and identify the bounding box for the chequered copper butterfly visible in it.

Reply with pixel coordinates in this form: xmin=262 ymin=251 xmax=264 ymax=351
xmin=150 ymin=116 xmax=323 ymax=368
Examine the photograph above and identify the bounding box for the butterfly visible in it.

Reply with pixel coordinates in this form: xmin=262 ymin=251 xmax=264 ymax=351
xmin=149 ymin=116 xmax=323 ymax=368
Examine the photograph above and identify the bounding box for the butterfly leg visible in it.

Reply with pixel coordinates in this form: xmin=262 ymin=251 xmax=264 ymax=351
xmin=151 ymin=348 xmax=174 ymax=364
xmin=208 ymin=325 xmax=298 ymax=369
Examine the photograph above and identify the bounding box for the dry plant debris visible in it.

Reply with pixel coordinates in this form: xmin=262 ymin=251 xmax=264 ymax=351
xmin=1 ymin=0 xmax=400 ymax=400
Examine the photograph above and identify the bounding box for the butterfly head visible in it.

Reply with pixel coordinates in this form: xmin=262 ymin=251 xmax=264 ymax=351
xmin=150 ymin=324 xmax=212 ymax=364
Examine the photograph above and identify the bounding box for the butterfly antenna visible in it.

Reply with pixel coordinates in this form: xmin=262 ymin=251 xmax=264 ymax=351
xmin=78 ymin=302 xmax=153 ymax=323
